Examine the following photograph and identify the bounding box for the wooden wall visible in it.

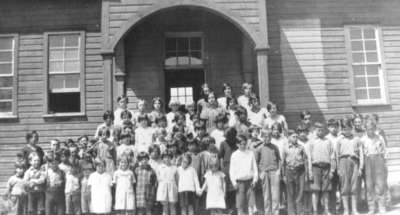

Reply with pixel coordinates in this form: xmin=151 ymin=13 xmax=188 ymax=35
xmin=0 ymin=0 xmax=102 ymax=191
xmin=267 ymin=0 xmax=400 ymax=182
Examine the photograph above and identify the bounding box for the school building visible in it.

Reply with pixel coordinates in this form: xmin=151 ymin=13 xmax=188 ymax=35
xmin=1 ymin=0 xmax=400 ymax=195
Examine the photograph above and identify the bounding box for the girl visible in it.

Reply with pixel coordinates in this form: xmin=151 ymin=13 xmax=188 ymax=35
xmin=21 ymin=131 xmax=44 ymax=167
xmin=96 ymin=128 xmax=116 ymax=176
xmin=114 ymin=95 xmax=134 ymax=127
xmin=135 ymin=114 xmax=155 ymax=153
xmin=171 ymin=112 xmax=189 ymax=136
xmin=227 ymin=99 xmax=238 ymax=128
xmin=234 ymin=106 xmax=251 ymax=136
xmin=157 ymin=152 xmax=179 ymax=215
xmin=237 ymin=82 xmax=254 ymax=111
xmin=95 ymin=111 xmax=115 ymax=142
xmin=200 ymin=91 xmax=224 ymax=132
xmin=149 ymin=144 xmax=163 ymax=175
xmin=133 ymin=99 xmax=148 ymax=126
xmin=134 ymin=152 xmax=157 ymax=215
xmin=88 ymin=159 xmax=113 ymax=215
xmin=353 ymin=114 xmax=365 ymax=138
xmin=217 ymin=83 xmax=235 ymax=110
xmin=197 ymin=83 xmax=211 ymax=115
xmin=167 ymin=139 xmax=183 ymax=167
xmin=264 ymin=102 xmax=288 ymax=135
xmin=185 ymin=102 xmax=197 ymax=136
xmin=117 ymin=132 xmax=135 ymax=162
xmin=149 ymin=97 xmax=165 ymax=127
xmin=248 ymin=96 xmax=269 ymax=128
xmin=178 ymin=154 xmax=200 ymax=215
xmin=210 ymin=113 xmax=228 ymax=150
xmin=113 ymin=156 xmax=136 ymax=215
xmin=200 ymin=157 xmax=226 ymax=215
xmin=6 ymin=162 xmax=27 ymax=215
xmin=80 ymin=152 xmax=94 ymax=215
xmin=166 ymin=100 xmax=181 ymax=132
xmin=199 ymin=136 xmax=219 ymax=179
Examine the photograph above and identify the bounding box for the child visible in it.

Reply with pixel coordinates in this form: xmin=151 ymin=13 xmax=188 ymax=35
xmin=217 ymin=83 xmax=234 ymax=110
xmin=6 ymin=162 xmax=27 ymax=215
xmin=133 ymin=99 xmax=148 ymax=126
xmin=80 ymin=153 xmax=94 ymax=215
xmin=282 ymin=130 xmax=308 ymax=215
xmin=117 ymin=132 xmax=135 ymax=162
xmin=157 ymin=152 xmax=179 ymax=215
xmin=88 ymin=159 xmax=113 ymax=215
xmin=24 ymin=155 xmax=45 ymax=215
xmin=96 ymin=128 xmax=116 ymax=175
xmin=95 ymin=111 xmax=115 ymax=142
xmin=308 ymin=122 xmax=336 ymax=215
xmin=113 ymin=156 xmax=136 ymax=215
xmin=199 ymin=136 xmax=219 ymax=179
xmin=65 ymin=164 xmax=81 ymax=215
xmin=326 ymin=118 xmax=341 ymax=214
xmin=171 ymin=112 xmax=189 ymax=136
xmin=337 ymin=119 xmax=363 ymax=215
xmin=50 ymin=139 xmax=61 ymax=154
xmin=199 ymin=91 xmax=224 ymax=132
xmin=248 ymin=125 xmax=263 ymax=152
xmin=264 ymin=103 xmax=288 ymax=135
xmin=59 ymin=148 xmax=72 ymax=175
xmin=237 ymin=83 xmax=253 ymax=111
xmin=114 ymin=95 xmax=134 ymax=127
xmin=43 ymin=152 xmax=66 ymax=215
xmin=149 ymin=97 xmax=165 ymax=127
xmin=248 ymin=96 xmax=269 ymax=128
xmin=168 ymin=139 xmax=183 ymax=167
xmin=135 ymin=152 xmax=157 ymax=215
xmin=135 ymin=114 xmax=155 ymax=153
xmin=230 ymin=134 xmax=258 ymax=215
xmin=185 ymin=102 xmax=196 ymax=135
xmin=149 ymin=144 xmax=163 ymax=175
xmin=178 ymin=154 xmax=200 ymax=215
xmin=210 ymin=113 xmax=227 ymax=150
xmin=254 ymin=129 xmax=281 ymax=215
xmin=167 ymin=100 xmax=181 ymax=132
xmin=361 ymin=121 xmax=386 ymax=214
xmin=200 ymin=157 xmax=226 ymax=215
xmin=197 ymin=83 xmax=211 ymax=115
xmin=187 ymin=140 xmax=201 ymax=178
xmin=77 ymin=136 xmax=89 ymax=158
xmin=234 ymin=106 xmax=251 ymax=137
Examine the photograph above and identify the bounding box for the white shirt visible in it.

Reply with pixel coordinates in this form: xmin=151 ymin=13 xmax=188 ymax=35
xmin=271 ymin=136 xmax=288 ymax=158
xmin=178 ymin=166 xmax=200 ymax=192
xmin=248 ymin=107 xmax=269 ymax=127
xmin=229 ymin=149 xmax=258 ymax=187
xmin=237 ymin=95 xmax=251 ymax=111
xmin=134 ymin=127 xmax=155 ymax=153
xmin=210 ymin=128 xmax=225 ymax=150
xmin=65 ymin=173 xmax=80 ymax=194
xmin=166 ymin=112 xmax=176 ymax=132
xmin=114 ymin=107 xmax=134 ymax=127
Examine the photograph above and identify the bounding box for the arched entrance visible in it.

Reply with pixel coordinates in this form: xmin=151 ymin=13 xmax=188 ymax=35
xmin=101 ymin=0 xmax=269 ymax=110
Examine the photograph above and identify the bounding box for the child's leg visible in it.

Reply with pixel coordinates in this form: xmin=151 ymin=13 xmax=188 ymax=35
xmin=181 ymin=205 xmax=187 ymax=215
xmin=312 ymin=192 xmax=319 ymax=214
xmin=188 ymin=205 xmax=194 ymax=215
xmin=162 ymin=203 xmax=169 ymax=215
xmin=322 ymin=191 xmax=330 ymax=214
xmin=146 ymin=207 xmax=152 ymax=215
xmin=169 ymin=203 xmax=176 ymax=215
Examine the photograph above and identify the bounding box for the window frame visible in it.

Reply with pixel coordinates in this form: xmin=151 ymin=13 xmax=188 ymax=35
xmin=344 ymin=25 xmax=389 ymax=106
xmin=0 ymin=34 xmax=18 ymax=119
xmin=43 ymin=31 xmax=86 ymax=117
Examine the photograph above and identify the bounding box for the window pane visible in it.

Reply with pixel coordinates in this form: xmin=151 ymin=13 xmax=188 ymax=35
xmin=166 ymin=38 xmax=176 ymax=51
xmin=49 ymin=75 xmax=65 ymax=90
xmin=186 ymin=87 xmax=193 ymax=96
xmin=351 ymin=41 xmax=363 ymax=51
xmin=363 ymin=28 xmax=375 ymax=39
xmin=190 ymin=38 xmax=201 ymax=50
xmin=0 ymin=101 xmax=12 ymax=112
xmin=0 ymin=64 xmax=12 ymax=75
xmin=366 ymin=52 xmax=378 ymax=62
xmin=178 ymin=87 xmax=185 ymax=95
xmin=65 ymin=60 xmax=80 ymax=72
xmin=177 ymin=52 xmax=190 ymax=65
xmin=165 ymin=52 xmax=177 ymax=66
xmin=369 ymin=88 xmax=381 ymax=99
xmin=352 ymin=53 xmax=364 ymax=63
xmin=65 ymin=48 xmax=79 ymax=59
xmin=65 ymin=74 xmax=80 ymax=89
xmin=49 ymin=61 xmax=63 ymax=73
xmin=366 ymin=65 xmax=379 ymax=75
xmin=177 ymin=38 xmax=189 ymax=51
xmin=0 ymin=77 xmax=13 ymax=88
xmin=49 ymin=49 xmax=63 ymax=60
xmin=178 ymin=97 xmax=185 ymax=105
xmin=356 ymin=89 xmax=368 ymax=100
xmin=170 ymin=88 xmax=178 ymax=97
xmin=0 ymin=51 xmax=12 ymax=62
xmin=0 ymin=89 xmax=12 ymax=100
xmin=354 ymin=77 xmax=366 ymax=88
xmin=365 ymin=41 xmax=377 ymax=51
xmin=368 ymin=76 xmax=380 ymax=87
xmin=49 ymin=35 xmax=64 ymax=47
xmin=0 ymin=38 xmax=12 ymax=50
xmin=65 ymin=35 xmax=80 ymax=47
xmin=350 ymin=28 xmax=362 ymax=39
xmin=353 ymin=65 xmax=365 ymax=76
xmin=190 ymin=51 xmax=202 ymax=65
xmin=49 ymin=92 xmax=80 ymax=113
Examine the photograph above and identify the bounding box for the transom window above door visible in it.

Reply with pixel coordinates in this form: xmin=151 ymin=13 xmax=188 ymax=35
xmin=164 ymin=32 xmax=203 ymax=68
xmin=170 ymin=87 xmax=194 ymax=105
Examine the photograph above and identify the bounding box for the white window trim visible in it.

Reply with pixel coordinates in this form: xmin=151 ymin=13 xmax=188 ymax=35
xmin=0 ymin=34 xmax=18 ymax=119
xmin=43 ymin=31 xmax=86 ymax=116
xmin=344 ymin=25 xmax=390 ymax=106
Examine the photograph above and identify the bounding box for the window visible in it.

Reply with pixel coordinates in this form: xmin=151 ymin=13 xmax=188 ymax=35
xmin=170 ymin=87 xmax=193 ymax=105
xmin=165 ymin=33 xmax=203 ymax=68
xmin=45 ymin=32 xmax=85 ymax=114
xmin=345 ymin=26 xmax=388 ymax=105
xmin=0 ymin=35 xmax=17 ymax=117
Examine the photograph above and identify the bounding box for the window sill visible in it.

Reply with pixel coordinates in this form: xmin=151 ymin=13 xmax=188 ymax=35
xmin=352 ymin=102 xmax=391 ymax=107
xmin=43 ymin=112 xmax=86 ymax=118
xmin=0 ymin=115 xmax=18 ymax=121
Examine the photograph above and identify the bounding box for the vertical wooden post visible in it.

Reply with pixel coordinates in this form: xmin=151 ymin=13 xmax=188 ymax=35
xmin=256 ymin=48 xmax=269 ymax=106
xmin=103 ymin=53 xmax=114 ymax=112
xmin=114 ymin=41 xmax=126 ymax=106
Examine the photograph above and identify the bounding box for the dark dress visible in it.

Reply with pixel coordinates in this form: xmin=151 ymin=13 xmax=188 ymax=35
xmin=218 ymin=141 xmax=237 ymax=192
xmin=134 ymin=165 xmax=157 ymax=208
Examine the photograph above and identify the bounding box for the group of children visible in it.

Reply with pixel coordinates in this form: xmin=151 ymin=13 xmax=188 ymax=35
xmin=2 ymin=82 xmax=390 ymax=215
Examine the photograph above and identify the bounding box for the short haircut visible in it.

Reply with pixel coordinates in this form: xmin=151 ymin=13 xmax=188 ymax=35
xmin=161 ymin=151 xmax=173 ymax=159
xmin=60 ymin=148 xmax=70 ymax=157
xmin=248 ymin=96 xmax=260 ymax=106
xmin=25 ymin=130 xmax=39 ymax=142
xmin=155 ymin=115 xmax=167 ymax=124
xmin=149 ymin=144 xmax=161 ymax=155
xmin=249 ymin=125 xmax=261 ymax=133
xmin=117 ymin=95 xmax=129 ymax=103
xmin=300 ymin=110 xmax=311 ymax=120
xmin=242 ymin=82 xmax=252 ymax=91
xmin=137 ymin=152 xmax=150 ymax=161
xmin=296 ymin=123 xmax=309 ymax=134
xmin=266 ymin=102 xmax=278 ymax=112
xmin=260 ymin=128 xmax=272 ymax=138
xmin=98 ymin=127 xmax=111 ymax=138
xmin=327 ymin=118 xmax=339 ymax=127
xmin=77 ymin=135 xmax=88 ymax=142
xmin=120 ymin=110 xmax=132 ymax=119
xmin=94 ymin=158 xmax=106 ymax=167
xmin=103 ymin=110 xmax=115 ymax=121
xmin=137 ymin=114 xmax=149 ymax=123
xmin=45 ymin=151 xmax=61 ymax=163
xmin=234 ymin=106 xmax=247 ymax=116
xmin=341 ymin=118 xmax=353 ymax=129
xmin=314 ymin=122 xmax=324 ymax=129
xmin=152 ymin=97 xmax=163 ymax=107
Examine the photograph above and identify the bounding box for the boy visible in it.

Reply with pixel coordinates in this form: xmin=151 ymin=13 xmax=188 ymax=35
xmin=255 ymin=129 xmax=281 ymax=215
xmin=361 ymin=121 xmax=386 ymax=214
xmin=65 ymin=164 xmax=81 ymax=215
xmin=326 ymin=119 xmax=341 ymax=214
xmin=43 ymin=152 xmax=66 ymax=215
xmin=248 ymin=125 xmax=263 ymax=152
xmin=230 ymin=134 xmax=258 ymax=215
xmin=6 ymin=162 xmax=27 ymax=215
xmin=24 ymin=155 xmax=45 ymax=215
xmin=308 ymin=122 xmax=336 ymax=215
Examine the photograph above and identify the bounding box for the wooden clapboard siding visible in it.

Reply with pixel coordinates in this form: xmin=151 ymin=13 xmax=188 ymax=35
xmin=267 ymin=0 xmax=400 ymax=183
xmin=0 ymin=0 xmax=102 ymax=192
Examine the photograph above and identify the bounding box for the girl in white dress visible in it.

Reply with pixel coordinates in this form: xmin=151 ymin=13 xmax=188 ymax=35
xmin=88 ymin=159 xmax=113 ymax=215
xmin=113 ymin=156 xmax=136 ymax=215
xmin=200 ymin=157 xmax=226 ymax=215
xmin=157 ymin=152 xmax=179 ymax=215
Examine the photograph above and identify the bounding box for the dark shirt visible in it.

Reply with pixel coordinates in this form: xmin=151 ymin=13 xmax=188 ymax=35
xmin=255 ymin=143 xmax=280 ymax=171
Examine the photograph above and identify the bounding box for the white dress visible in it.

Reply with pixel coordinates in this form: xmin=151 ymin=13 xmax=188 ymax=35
xmin=204 ymin=170 xmax=226 ymax=209
xmin=88 ymin=172 xmax=113 ymax=213
xmin=134 ymin=127 xmax=155 ymax=153
xmin=210 ymin=129 xmax=225 ymax=150
xmin=113 ymin=169 xmax=136 ymax=210
xmin=156 ymin=164 xmax=178 ymax=203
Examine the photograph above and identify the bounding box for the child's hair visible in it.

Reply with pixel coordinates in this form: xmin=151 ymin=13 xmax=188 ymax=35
xmin=287 ymin=129 xmax=296 ymax=137
xmin=137 ymin=114 xmax=149 ymax=123
xmin=266 ymin=102 xmax=278 ymax=112
xmin=16 ymin=152 xmax=24 ymax=159
xmin=137 ymin=152 xmax=150 ymax=161
xmin=25 ymin=130 xmax=39 ymax=142
xmin=200 ymin=83 xmax=210 ymax=98
xmin=222 ymin=83 xmax=232 ymax=93
xmin=173 ymin=111 xmax=185 ymax=123
xmin=234 ymin=106 xmax=247 ymax=117
xmin=168 ymin=99 xmax=181 ymax=108
xmin=98 ymin=127 xmax=111 ymax=138
xmin=188 ymin=139 xmax=199 ymax=147
xmin=14 ymin=162 xmax=26 ymax=170
xmin=225 ymin=127 xmax=238 ymax=148
xmin=149 ymin=144 xmax=161 ymax=156
xmin=161 ymin=151 xmax=173 ymax=159
xmin=103 ymin=110 xmax=115 ymax=121
xmin=60 ymin=148 xmax=71 ymax=158
xmin=271 ymin=122 xmax=283 ymax=134
xmin=327 ymin=118 xmax=339 ymax=127
xmin=214 ymin=113 xmax=228 ymax=124
xmin=249 ymin=125 xmax=261 ymax=134
xmin=152 ymin=97 xmax=163 ymax=108
xmin=155 ymin=115 xmax=167 ymax=124
xmin=341 ymin=118 xmax=354 ymax=129
xmin=45 ymin=151 xmax=61 ymax=163
xmin=206 ymin=91 xmax=216 ymax=103
xmin=94 ymin=158 xmax=106 ymax=167
xmin=314 ymin=122 xmax=325 ymax=129
xmin=67 ymin=138 xmax=75 ymax=146
xmin=118 ymin=156 xmax=129 ymax=165
xmin=201 ymin=136 xmax=216 ymax=147
xmin=77 ymin=135 xmax=89 ymax=142
xmin=193 ymin=119 xmax=206 ymax=131
xmin=237 ymin=134 xmax=248 ymax=143
xmin=296 ymin=123 xmax=309 ymax=134
xmin=121 ymin=109 xmax=133 ymax=120
xmin=248 ymin=96 xmax=260 ymax=106
xmin=260 ymin=128 xmax=272 ymax=138
xmin=181 ymin=153 xmax=192 ymax=165
xmin=209 ymin=156 xmax=220 ymax=170
xmin=300 ymin=110 xmax=311 ymax=120
xmin=117 ymin=95 xmax=129 ymax=103
xmin=241 ymin=82 xmax=252 ymax=91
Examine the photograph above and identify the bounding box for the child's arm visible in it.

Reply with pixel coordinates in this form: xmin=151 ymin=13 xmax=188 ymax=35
xmin=193 ymin=168 xmax=201 ymax=193
xmin=222 ymin=175 xmax=226 ymax=195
